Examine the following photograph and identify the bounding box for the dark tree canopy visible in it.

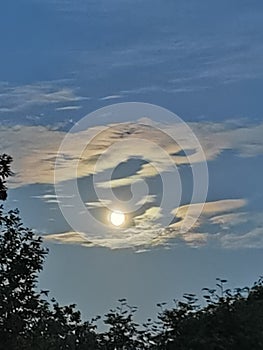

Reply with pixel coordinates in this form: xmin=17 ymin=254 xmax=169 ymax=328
xmin=0 ymin=154 xmax=13 ymax=201
xmin=0 ymin=153 xmax=263 ymax=350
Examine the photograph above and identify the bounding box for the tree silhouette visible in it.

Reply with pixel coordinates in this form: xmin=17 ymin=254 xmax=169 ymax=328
xmin=146 ymin=278 xmax=263 ymax=350
xmin=0 ymin=155 xmax=52 ymax=349
xmin=0 ymin=155 xmax=98 ymax=349
xmin=0 ymin=154 xmax=13 ymax=200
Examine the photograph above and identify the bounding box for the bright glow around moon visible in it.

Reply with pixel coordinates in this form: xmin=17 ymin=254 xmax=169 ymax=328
xmin=110 ymin=211 xmax=125 ymax=227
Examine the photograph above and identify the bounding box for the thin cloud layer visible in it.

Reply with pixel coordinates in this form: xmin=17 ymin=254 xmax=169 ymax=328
xmin=2 ymin=119 xmax=262 ymax=250
xmin=221 ymin=227 xmax=263 ymax=249
xmin=44 ymin=199 xmax=247 ymax=250
xmin=0 ymin=81 xmax=87 ymax=113
xmin=2 ymin=120 xmax=263 ymax=188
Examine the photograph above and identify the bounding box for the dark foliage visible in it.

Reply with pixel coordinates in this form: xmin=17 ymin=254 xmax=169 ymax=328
xmin=0 ymin=154 xmax=263 ymax=349
xmin=0 ymin=154 xmax=13 ymax=200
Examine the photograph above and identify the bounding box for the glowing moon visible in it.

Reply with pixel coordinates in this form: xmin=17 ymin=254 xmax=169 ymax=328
xmin=110 ymin=211 xmax=125 ymax=227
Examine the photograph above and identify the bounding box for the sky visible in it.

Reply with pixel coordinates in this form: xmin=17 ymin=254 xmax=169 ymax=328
xmin=1 ymin=0 xmax=263 ymax=324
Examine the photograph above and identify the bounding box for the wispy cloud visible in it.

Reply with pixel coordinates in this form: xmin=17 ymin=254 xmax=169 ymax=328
xmin=45 ymin=231 xmax=92 ymax=245
xmin=44 ymin=199 xmax=247 ymax=250
xmin=31 ymin=193 xmax=74 ymax=204
xmin=2 ymin=118 xmax=263 ymax=250
xmin=99 ymin=95 xmax=122 ymax=101
xmin=55 ymin=105 xmax=82 ymax=111
xmin=2 ymin=119 xmax=263 ymax=188
xmin=210 ymin=212 xmax=248 ymax=229
xmin=221 ymin=227 xmax=263 ymax=249
xmin=85 ymin=200 xmax=112 ymax=209
xmin=150 ymin=199 xmax=247 ymax=247
xmin=208 ymin=211 xmax=263 ymax=249
xmin=0 ymin=81 xmax=87 ymax=113
xmin=169 ymin=199 xmax=246 ymax=231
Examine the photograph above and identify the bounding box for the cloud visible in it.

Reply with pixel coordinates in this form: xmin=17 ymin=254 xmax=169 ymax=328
xmin=169 ymin=199 xmax=246 ymax=232
xmin=207 ymin=211 xmax=263 ymax=249
xmin=44 ymin=226 xmax=162 ymax=250
xmin=151 ymin=199 xmax=247 ymax=247
xmin=45 ymin=231 xmax=91 ymax=245
xmin=99 ymin=95 xmax=122 ymax=101
xmin=31 ymin=193 xmax=75 ymax=205
xmin=220 ymin=227 xmax=263 ymax=249
xmin=43 ymin=199 xmax=246 ymax=250
xmin=1 ymin=117 xmax=262 ymax=252
xmin=0 ymin=82 xmax=87 ymax=113
xmin=136 ymin=194 xmax=156 ymax=206
xmin=171 ymin=199 xmax=246 ymax=221
xmin=0 ymin=125 xmax=64 ymax=186
xmin=178 ymin=232 xmax=208 ymax=248
xmin=0 ymin=121 xmax=180 ymax=187
xmin=55 ymin=105 xmax=82 ymax=111
xmin=134 ymin=206 xmax=163 ymax=227
xmin=2 ymin=119 xmax=263 ymax=189
xmin=32 ymin=194 xmax=74 ymax=199
xmin=86 ymin=200 xmax=112 ymax=209
xmin=210 ymin=212 xmax=248 ymax=229
xmin=192 ymin=122 xmax=263 ymax=159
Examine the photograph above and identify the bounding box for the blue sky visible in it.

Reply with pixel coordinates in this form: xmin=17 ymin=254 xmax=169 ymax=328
xmin=1 ymin=0 xmax=263 ymax=323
